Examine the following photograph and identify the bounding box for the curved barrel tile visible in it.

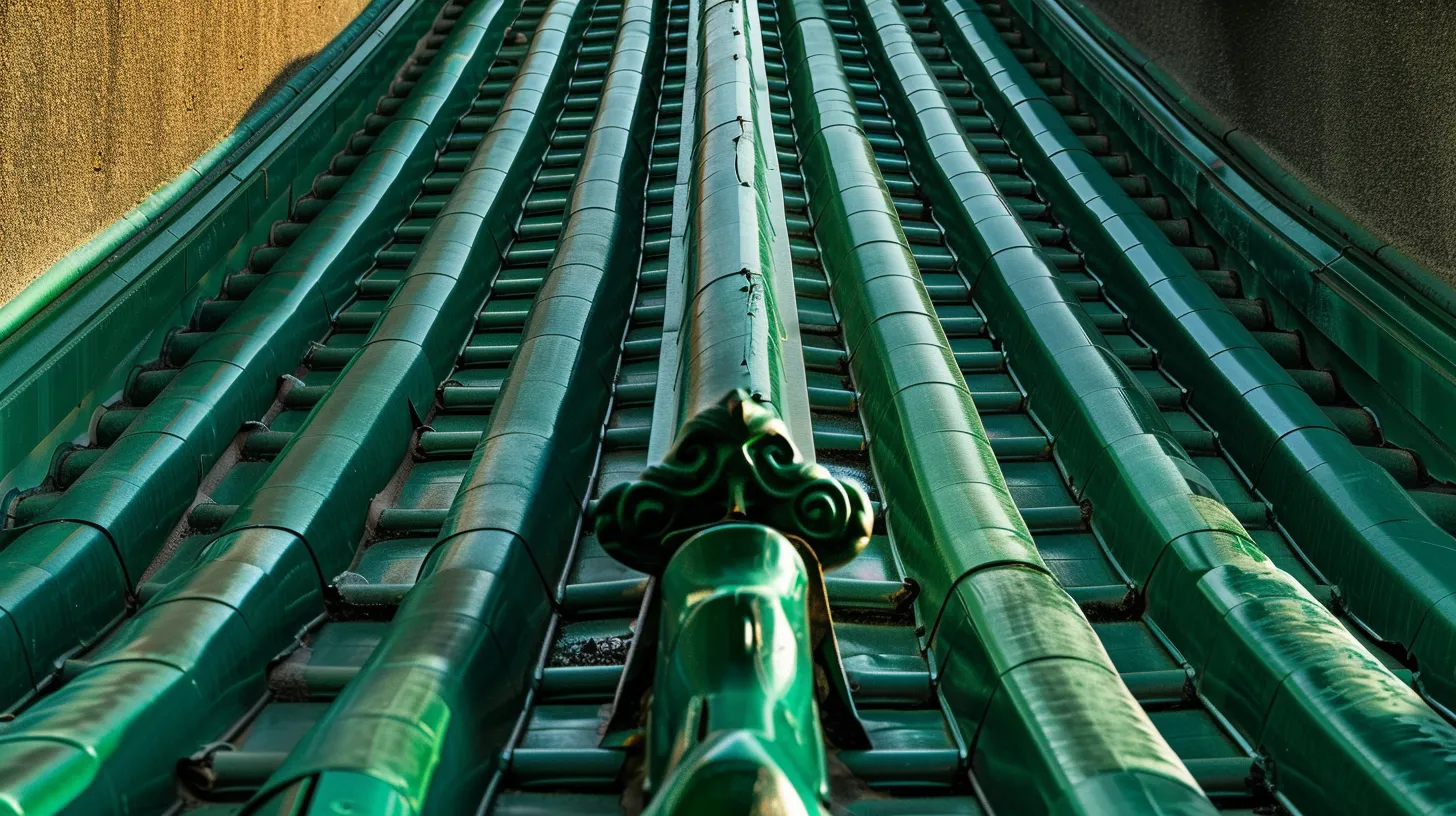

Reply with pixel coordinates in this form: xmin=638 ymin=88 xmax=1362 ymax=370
xmin=779 ymin=1 xmax=1212 ymax=812
xmin=0 ymin=0 xmax=1452 ymax=813
xmin=929 ymin=0 xmax=1456 ymax=717
xmin=0 ymin=0 xmax=522 ymax=709
xmin=890 ymin=0 xmax=1456 ymax=812
xmin=0 ymin=1 xmax=596 ymax=811
xmin=1012 ymin=0 xmax=1456 ymax=454
xmin=238 ymin=1 xmax=662 ymax=812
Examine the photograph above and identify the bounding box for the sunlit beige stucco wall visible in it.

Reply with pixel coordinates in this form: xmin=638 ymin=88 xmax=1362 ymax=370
xmin=0 ymin=0 xmax=373 ymax=305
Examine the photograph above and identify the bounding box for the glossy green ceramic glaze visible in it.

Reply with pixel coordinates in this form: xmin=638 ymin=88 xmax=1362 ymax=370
xmin=1 ymin=0 xmax=1453 ymax=812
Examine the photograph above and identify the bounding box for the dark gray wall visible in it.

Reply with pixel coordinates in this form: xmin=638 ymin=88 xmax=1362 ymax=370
xmin=1078 ymin=0 xmax=1456 ymax=285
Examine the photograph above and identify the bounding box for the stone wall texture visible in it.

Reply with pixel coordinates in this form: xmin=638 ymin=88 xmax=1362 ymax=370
xmin=0 ymin=0 xmax=372 ymax=304
xmin=1078 ymin=0 xmax=1456 ymax=286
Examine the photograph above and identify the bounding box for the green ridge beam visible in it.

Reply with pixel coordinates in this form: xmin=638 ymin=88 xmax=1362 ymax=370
xmin=593 ymin=0 xmax=870 ymax=809
xmin=673 ymin=0 xmax=801 ymax=437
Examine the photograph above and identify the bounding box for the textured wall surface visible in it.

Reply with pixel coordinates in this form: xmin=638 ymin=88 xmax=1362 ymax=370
xmin=1078 ymin=0 xmax=1456 ymax=286
xmin=0 ymin=0 xmax=372 ymax=304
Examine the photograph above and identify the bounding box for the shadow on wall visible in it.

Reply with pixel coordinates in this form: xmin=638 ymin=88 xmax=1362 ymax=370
xmin=0 ymin=0 xmax=373 ymax=305
xmin=242 ymin=54 xmax=322 ymax=122
xmin=1077 ymin=0 xmax=1456 ymax=286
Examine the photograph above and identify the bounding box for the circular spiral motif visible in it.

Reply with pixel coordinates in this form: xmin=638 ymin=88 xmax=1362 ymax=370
xmin=596 ymin=391 xmax=874 ymax=575
xmin=670 ymin=434 xmax=715 ymax=473
xmin=618 ymin=480 xmax=679 ymax=543
xmin=746 ymin=433 xmax=804 ymax=500
xmin=793 ymin=478 xmax=851 ymax=542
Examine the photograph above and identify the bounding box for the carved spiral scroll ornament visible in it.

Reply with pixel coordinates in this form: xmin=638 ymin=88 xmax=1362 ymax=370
xmin=595 ymin=390 xmax=872 ymax=575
